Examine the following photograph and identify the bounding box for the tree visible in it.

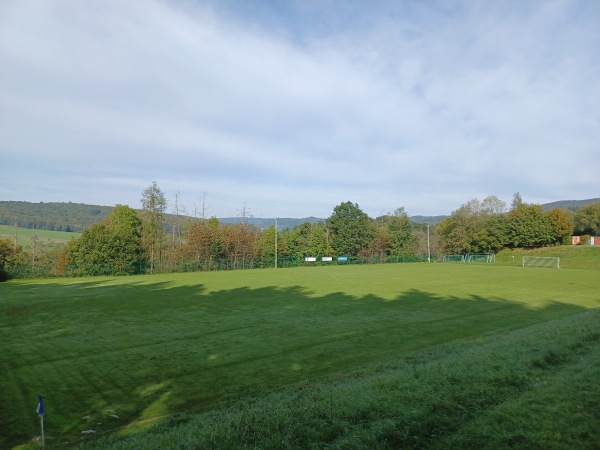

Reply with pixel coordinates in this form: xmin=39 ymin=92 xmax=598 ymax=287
xmin=437 ymin=196 xmax=509 ymax=254
xmin=511 ymin=192 xmax=523 ymax=210
xmin=479 ymin=213 xmax=509 ymax=253
xmin=436 ymin=199 xmax=482 ymax=254
xmin=574 ymin=203 xmax=600 ymax=236
xmin=222 ymin=222 xmax=260 ymax=269
xmin=507 ymin=204 xmax=554 ymax=248
xmin=481 ymin=195 xmax=506 ymax=215
xmin=367 ymin=225 xmax=392 ymax=258
xmin=68 ymin=205 xmax=144 ymax=275
xmin=180 ymin=217 xmax=222 ymax=264
xmin=546 ymin=208 xmax=574 ymax=245
xmin=258 ymin=224 xmax=277 ymax=265
xmin=308 ymin=222 xmax=331 ymax=257
xmin=326 ymin=202 xmax=374 ymax=256
xmin=387 ymin=207 xmax=417 ymax=256
xmin=171 ymin=191 xmax=185 ymax=244
xmin=141 ymin=182 xmax=167 ymax=273
xmin=0 ymin=238 xmax=21 ymax=281
xmin=287 ymin=222 xmax=313 ymax=259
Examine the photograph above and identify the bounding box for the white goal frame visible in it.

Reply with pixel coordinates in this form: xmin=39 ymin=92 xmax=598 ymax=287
xmin=443 ymin=254 xmax=465 ymax=263
xmin=467 ymin=253 xmax=495 ymax=263
xmin=522 ymin=256 xmax=560 ymax=269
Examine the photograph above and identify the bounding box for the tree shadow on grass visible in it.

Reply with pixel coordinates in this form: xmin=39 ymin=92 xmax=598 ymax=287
xmin=0 ymin=278 xmax=591 ymax=447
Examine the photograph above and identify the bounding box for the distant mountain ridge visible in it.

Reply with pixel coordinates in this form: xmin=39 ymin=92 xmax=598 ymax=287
xmin=539 ymin=198 xmax=600 ymax=211
xmin=0 ymin=198 xmax=598 ymax=232
xmin=218 ymin=217 xmax=323 ymax=229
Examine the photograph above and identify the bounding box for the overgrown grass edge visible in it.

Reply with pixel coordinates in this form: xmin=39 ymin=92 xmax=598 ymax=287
xmin=81 ymin=309 xmax=600 ymax=450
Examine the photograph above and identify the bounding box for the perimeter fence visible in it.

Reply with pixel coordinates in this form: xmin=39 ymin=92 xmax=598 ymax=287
xmin=62 ymin=255 xmax=428 ymax=277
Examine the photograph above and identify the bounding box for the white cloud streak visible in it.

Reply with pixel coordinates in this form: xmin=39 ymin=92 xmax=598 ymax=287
xmin=1 ymin=0 xmax=598 ymax=218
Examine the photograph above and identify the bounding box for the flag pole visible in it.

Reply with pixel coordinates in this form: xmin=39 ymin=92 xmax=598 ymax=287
xmin=40 ymin=413 xmax=44 ymax=448
xmin=37 ymin=394 xmax=45 ymax=448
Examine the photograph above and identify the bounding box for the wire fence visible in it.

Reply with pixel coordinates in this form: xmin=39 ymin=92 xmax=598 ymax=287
xmin=59 ymin=255 xmax=428 ymax=278
xmin=3 ymin=254 xmax=431 ymax=280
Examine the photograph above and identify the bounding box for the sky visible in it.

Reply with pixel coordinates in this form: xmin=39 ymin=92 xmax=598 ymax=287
xmin=1 ymin=0 xmax=599 ymax=219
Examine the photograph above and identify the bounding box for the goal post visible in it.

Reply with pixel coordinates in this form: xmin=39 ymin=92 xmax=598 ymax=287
xmin=443 ymin=254 xmax=465 ymax=263
xmin=466 ymin=253 xmax=495 ymax=263
xmin=522 ymin=256 xmax=560 ymax=269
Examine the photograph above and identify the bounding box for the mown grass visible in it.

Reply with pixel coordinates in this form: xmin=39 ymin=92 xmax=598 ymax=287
xmin=1 ymin=262 xmax=599 ymax=448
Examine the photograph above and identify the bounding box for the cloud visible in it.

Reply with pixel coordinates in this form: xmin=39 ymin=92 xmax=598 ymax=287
xmin=1 ymin=0 xmax=598 ymax=218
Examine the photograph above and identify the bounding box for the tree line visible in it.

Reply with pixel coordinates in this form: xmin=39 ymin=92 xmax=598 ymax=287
xmin=1 ymin=185 xmax=599 ymax=281
xmin=436 ymin=193 xmax=600 ymax=255
xmin=0 ymin=201 xmax=113 ymax=232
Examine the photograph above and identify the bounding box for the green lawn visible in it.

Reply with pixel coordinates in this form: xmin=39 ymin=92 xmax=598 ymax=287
xmin=1 ymin=263 xmax=599 ymax=448
xmin=0 ymin=225 xmax=80 ymax=249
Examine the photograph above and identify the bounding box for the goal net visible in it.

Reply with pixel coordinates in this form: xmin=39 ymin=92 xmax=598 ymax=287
xmin=443 ymin=254 xmax=465 ymax=263
xmin=467 ymin=253 xmax=495 ymax=263
xmin=522 ymin=256 xmax=560 ymax=269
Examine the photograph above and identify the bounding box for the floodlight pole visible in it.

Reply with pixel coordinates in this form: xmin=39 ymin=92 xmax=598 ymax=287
xmin=274 ymin=218 xmax=278 ymax=269
xmin=427 ymin=224 xmax=431 ymax=263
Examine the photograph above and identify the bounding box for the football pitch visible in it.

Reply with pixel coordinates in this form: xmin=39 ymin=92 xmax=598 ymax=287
xmin=1 ymin=263 xmax=599 ymax=448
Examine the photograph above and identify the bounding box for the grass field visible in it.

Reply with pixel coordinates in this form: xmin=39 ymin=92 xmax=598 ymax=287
xmin=496 ymin=245 xmax=600 ymax=270
xmin=1 ymin=262 xmax=599 ymax=448
xmin=0 ymin=225 xmax=80 ymax=249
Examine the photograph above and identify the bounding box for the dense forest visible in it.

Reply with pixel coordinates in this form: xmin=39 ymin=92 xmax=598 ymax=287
xmin=1 ymin=187 xmax=599 ymax=281
xmin=0 ymin=201 xmax=113 ymax=232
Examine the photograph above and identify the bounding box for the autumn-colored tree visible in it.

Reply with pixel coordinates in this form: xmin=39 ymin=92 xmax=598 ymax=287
xmin=222 ymin=223 xmax=260 ymax=268
xmin=180 ymin=218 xmax=222 ymax=263
xmin=0 ymin=238 xmax=20 ymax=281
xmin=546 ymin=208 xmax=574 ymax=244
xmin=367 ymin=225 xmax=392 ymax=258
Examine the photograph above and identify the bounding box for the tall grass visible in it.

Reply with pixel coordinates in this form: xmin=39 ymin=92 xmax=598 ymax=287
xmin=86 ymin=309 xmax=600 ymax=449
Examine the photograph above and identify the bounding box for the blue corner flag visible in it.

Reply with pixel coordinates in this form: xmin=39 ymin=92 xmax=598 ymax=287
xmin=37 ymin=394 xmax=44 ymax=416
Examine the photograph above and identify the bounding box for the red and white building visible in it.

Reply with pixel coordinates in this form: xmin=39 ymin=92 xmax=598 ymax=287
xmin=571 ymin=236 xmax=600 ymax=246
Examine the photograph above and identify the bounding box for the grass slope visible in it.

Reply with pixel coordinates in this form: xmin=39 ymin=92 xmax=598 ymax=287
xmin=1 ymin=263 xmax=599 ymax=448
xmin=89 ymin=310 xmax=600 ymax=450
xmin=496 ymin=245 xmax=600 ymax=270
xmin=0 ymin=225 xmax=80 ymax=249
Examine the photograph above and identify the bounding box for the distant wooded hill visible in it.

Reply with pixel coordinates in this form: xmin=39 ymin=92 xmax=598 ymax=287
xmin=539 ymin=198 xmax=600 ymax=211
xmin=0 ymin=201 xmax=113 ymax=232
xmin=0 ymin=201 xmax=324 ymax=232
xmin=0 ymin=198 xmax=598 ymax=233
